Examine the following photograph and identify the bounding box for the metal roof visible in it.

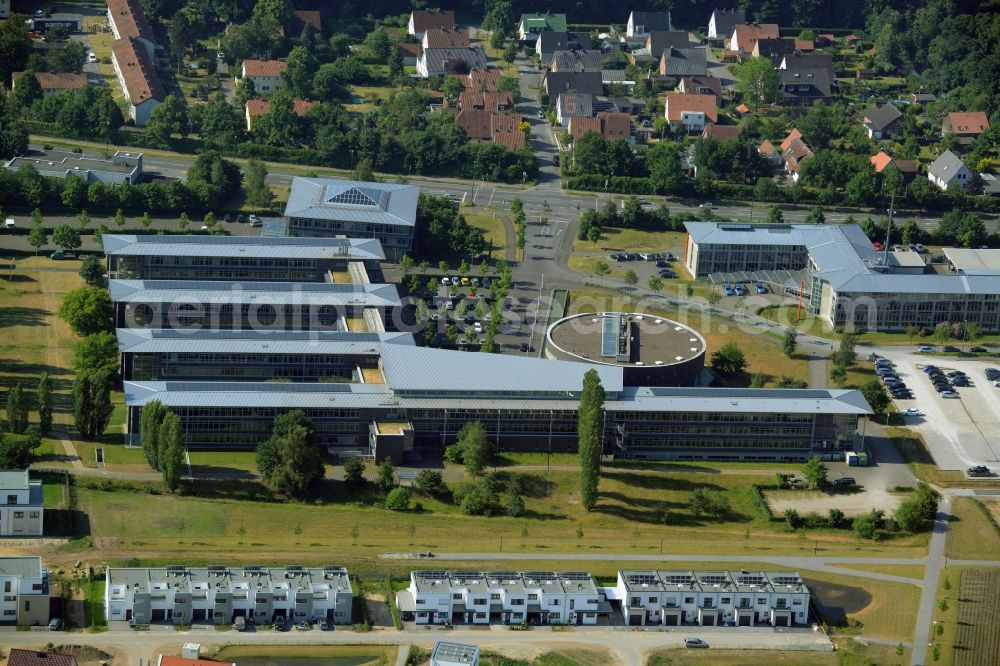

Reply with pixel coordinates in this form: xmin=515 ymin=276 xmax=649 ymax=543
xmin=108 ymin=279 xmax=401 ymax=308
xmin=102 ymin=234 xmax=385 ymax=261
xmin=610 ymin=386 xmax=872 ymax=415
xmin=283 ymin=177 xmax=419 ymax=227
xmin=943 ymin=248 xmax=1000 ymax=275
xmin=125 ymin=381 xmax=397 ymax=409
xmin=116 ymin=328 xmax=415 ymax=354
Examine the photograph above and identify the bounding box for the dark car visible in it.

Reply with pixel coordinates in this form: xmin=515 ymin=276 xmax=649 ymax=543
xmin=223 ymin=212 xmax=235 ymax=222
xmin=968 ymin=466 xmax=991 ymax=477
xmin=655 ymin=260 xmax=669 ymax=268
xmin=237 ymin=213 xmax=248 ymax=224
xmin=922 ymin=365 xmax=939 ymax=373
xmin=659 ymin=270 xmax=676 ymax=278
xmin=833 ymin=477 xmax=856 ymax=486
xmin=684 ymin=638 xmax=709 ymax=649
xmin=519 ymin=343 xmax=532 ymax=353
xmin=971 ymin=346 xmax=988 ymax=353
xmin=626 ymin=252 xmax=641 ymax=261
xmin=951 ymin=379 xmax=970 ymax=387
xmin=986 ymin=368 xmax=1000 ymax=380
xmin=943 ymin=345 xmax=960 ymax=352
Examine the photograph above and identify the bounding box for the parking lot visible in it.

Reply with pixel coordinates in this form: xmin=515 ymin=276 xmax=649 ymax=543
xmin=874 ymin=348 xmax=1000 ymax=472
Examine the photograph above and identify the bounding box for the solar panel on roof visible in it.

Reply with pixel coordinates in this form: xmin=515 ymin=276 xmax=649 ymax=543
xmin=560 ymin=571 xmax=592 ymax=580
xmin=601 ymin=315 xmax=617 ymax=357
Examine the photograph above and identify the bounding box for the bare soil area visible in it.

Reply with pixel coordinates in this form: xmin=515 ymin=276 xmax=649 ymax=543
xmin=764 ymin=488 xmax=903 ymax=517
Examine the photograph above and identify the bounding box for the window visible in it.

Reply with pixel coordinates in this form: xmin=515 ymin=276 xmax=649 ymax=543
xmin=3 ymin=582 xmax=9 ymax=593
xmin=490 ymin=594 xmax=500 ymax=600
xmin=684 ymin=597 xmax=694 ymax=604
xmin=3 ymin=610 xmax=14 ymax=616
xmin=757 ymin=598 xmax=766 ymax=605
xmin=793 ymin=599 xmax=802 ymax=606
xmin=528 ymin=594 xmax=538 ymax=600
xmin=29 ymin=512 xmax=39 ymax=519
xmin=648 ymin=596 xmax=656 ymax=603
xmin=13 ymin=512 xmax=23 ymax=519
xmin=452 ymin=593 xmax=462 ymax=600
xmin=721 ymin=597 xmax=730 ymax=604
xmin=550 ymin=599 xmax=560 ymax=606
xmin=23 ymin=601 xmax=29 ymax=612
xmin=475 ymin=612 xmax=486 ymax=619
xmin=5 ymin=495 xmax=15 ymax=505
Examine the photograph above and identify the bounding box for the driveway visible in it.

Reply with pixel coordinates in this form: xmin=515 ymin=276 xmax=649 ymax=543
xmin=872 ymin=347 xmax=1000 ymax=472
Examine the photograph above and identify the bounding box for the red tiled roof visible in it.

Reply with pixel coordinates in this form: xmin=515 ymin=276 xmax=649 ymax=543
xmin=160 ymin=657 xmax=233 ymax=666
xmin=13 ymin=71 xmax=87 ymax=90
xmin=242 ymin=59 xmax=287 ymax=78
xmin=246 ymin=98 xmax=316 ymax=118
xmin=946 ymin=112 xmax=989 ymax=136
xmin=664 ymin=93 xmax=717 ymax=123
xmin=290 ymin=10 xmax=321 ymax=36
xmin=783 ymin=138 xmax=813 ymax=171
xmin=424 ymin=28 xmax=469 ymax=49
xmin=410 ymin=9 xmax=455 ymax=33
xmin=702 ymin=124 xmax=740 ymax=140
xmin=780 ymin=128 xmax=803 ymax=151
xmin=570 ymin=116 xmax=602 ymax=141
xmin=8 ymin=650 xmax=75 ymax=666
xmin=459 ymin=90 xmax=513 ymax=112
xmin=735 ymin=103 xmax=750 ymax=114
xmin=794 ymin=39 xmax=814 ymax=51
xmin=598 ymin=111 xmax=631 ymax=140
xmin=112 ymin=37 xmax=165 ymax=105
xmin=107 ymin=0 xmax=156 ymax=44
xmin=492 ymin=113 xmax=526 ymax=149
xmin=758 ymin=139 xmax=776 ymax=155
xmin=463 ymin=68 xmax=502 ymax=92
xmin=870 ymin=150 xmax=894 ymax=173
xmin=456 ymin=108 xmax=493 ymax=139
xmin=398 ymin=42 xmax=421 ymax=58
xmin=731 ymin=23 xmax=779 ymax=51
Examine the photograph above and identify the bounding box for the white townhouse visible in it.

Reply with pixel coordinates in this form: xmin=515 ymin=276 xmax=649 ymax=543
xmin=105 ymin=565 xmax=352 ymax=626
xmin=0 ymin=470 xmax=43 ymax=536
xmin=614 ymin=570 xmax=810 ymax=627
xmin=0 ymin=556 xmax=50 ymax=626
xmin=397 ymin=570 xmax=606 ymax=626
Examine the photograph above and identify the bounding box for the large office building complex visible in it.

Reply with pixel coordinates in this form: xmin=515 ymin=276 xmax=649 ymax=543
xmin=0 ymin=471 xmax=43 ymax=536
xmin=104 ymin=565 xmax=352 ymax=626
xmin=0 ymin=557 xmax=50 ymax=626
xmin=283 ymin=177 xmax=419 ymax=262
xmin=684 ymin=222 xmax=1000 ymax=332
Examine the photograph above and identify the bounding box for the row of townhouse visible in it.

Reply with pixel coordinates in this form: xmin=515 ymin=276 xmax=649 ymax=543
xmin=0 ymin=557 xmax=50 ymax=627
xmin=104 ymin=565 xmax=353 ymax=625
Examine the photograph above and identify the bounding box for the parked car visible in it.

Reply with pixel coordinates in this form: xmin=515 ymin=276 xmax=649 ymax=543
xmin=699 ymin=202 xmax=713 ymax=209
xmin=943 ymin=345 xmax=960 ymax=353
xmin=684 ymin=638 xmax=709 ymax=648
xmin=941 ymin=391 xmax=960 ymax=398
xmin=734 ymin=285 xmax=748 ymax=296
xmin=922 ymin=365 xmax=939 ymax=373
xmin=901 ymin=408 xmax=923 ymax=416
xmin=914 ymin=243 xmax=927 ymax=253
xmin=970 ymin=346 xmax=988 ymax=353
xmin=968 ymin=465 xmax=991 ymax=477
xmin=892 ymin=244 xmax=903 ymax=251
xmin=985 ymin=368 xmax=1000 ymax=380
xmin=536 ymin=109 xmax=544 ymax=119
xmin=655 ymin=260 xmax=669 ymax=268
xmin=450 ymin=276 xmax=460 ymax=286
xmin=87 ymin=52 xmax=97 ymax=63
xmin=917 ymin=345 xmax=935 ymax=352
xmin=659 ymin=270 xmax=675 ymax=278
xmin=722 ymin=284 xmax=735 ymax=296
xmin=872 ymin=241 xmax=883 ymax=251
xmin=754 ymin=282 xmax=767 ymax=294
xmin=48 ymin=618 xmax=61 ymax=630
xmin=519 ymin=343 xmax=532 ymax=352
xmin=833 ymin=477 xmax=855 ymax=486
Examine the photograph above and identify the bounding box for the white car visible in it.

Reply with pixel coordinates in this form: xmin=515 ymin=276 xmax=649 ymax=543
xmin=699 ymin=202 xmax=713 ymax=209
xmin=87 ymin=52 xmax=97 ymax=63
xmin=440 ymin=277 xmax=450 ymax=285
xmin=917 ymin=345 xmax=934 ymax=352
xmin=901 ymin=408 xmax=923 ymax=416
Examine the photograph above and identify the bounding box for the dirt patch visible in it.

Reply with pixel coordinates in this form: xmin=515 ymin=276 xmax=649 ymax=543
xmin=51 ymin=646 xmax=113 ymax=663
xmin=362 ymin=594 xmax=393 ymax=627
xmin=764 ymin=488 xmax=903 ymax=517
xmin=805 ymin=577 xmax=873 ymax=625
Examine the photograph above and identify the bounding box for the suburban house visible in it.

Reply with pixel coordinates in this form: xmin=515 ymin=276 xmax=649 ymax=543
xmin=543 ymin=71 xmax=603 ymax=96
xmin=659 ymin=47 xmax=708 ymax=77
xmin=626 ymin=10 xmax=672 ymax=37
xmin=752 ymin=38 xmax=794 ymax=64
xmin=602 ymin=70 xmax=636 ymax=92
xmin=396 ymin=570 xmax=607 ymax=626
xmin=570 ymin=112 xmax=631 ymax=142
xmin=11 ymin=71 xmax=87 ymax=94
xmin=783 ymin=136 xmax=813 ymax=180
xmin=911 ymin=92 xmax=937 ymax=104
xmin=4 ymin=148 xmax=143 ymax=185
xmin=408 ymin=9 xmax=455 ymax=39
xmin=416 ymin=46 xmax=488 ymax=77
xmin=663 ymin=93 xmax=717 ymax=133
xmin=928 ymin=150 xmax=973 ymax=191
xmin=0 ymin=557 xmax=49 ymax=626
xmin=631 ymin=30 xmax=688 ymax=64
xmin=702 ymin=124 xmax=740 ymax=141
xmin=518 ymin=12 xmax=567 ymax=41
xmin=556 ymin=93 xmax=593 ymax=126
xmin=870 ymin=150 xmax=918 ymax=181
xmin=491 ymin=113 xmax=527 ymax=150
xmin=615 ymin=570 xmax=810 ymax=627
xmin=422 ymin=28 xmax=468 ymax=50
xmin=727 ymin=23 xmax=779 ymax=53
xmin=104 ymin=565 xmax=353 ymax=625
xmin=677 ymin=75 xmax=722 ymax=99
xmin=463 ymin=68 xmax=502 ymax=92
xmin=707 ymin=8 xmax=745 ymax=39
xmin=111 ymin=37 xmax=165 ymax=126
xmin=550 ymin=50 xmax=604 ymax=73
xmin=238 ymin=59 xmax=286 ymax=95
xmin=459 ymin=90 xmax=513 ymax=113
xmin=288 ymin=10 xmax=321 ymax=37
xmin=283 ymin=177 xmax=419 ymax=261
xmin=758 ymin=139 xmax=783 ymax=166
xmin=569 ymin=116 xmax=601 ymax=142
xmin=245 ymin=98 xmax=316 ymax=131
xmin=779 ymin=52 xmax=834 ymax=75
xmin=107 ymin=0 xmax=157 ymax=61
xmin=536 ymin=32 xmax=593 ymax=65
xmin=941 ymin=111 xmax=989 ymax=139
xmin=0 ymin=471 xmax=43 ymax=537
xmin=862 ymin=104 xmax=903 ymax=139
xmin=779 ymin=68 xmax=832 ymax=104
xmin=8 ymin=650 xmax=76 ymax=666
xmin=157 ymin=656 xmax=233 ymax=666
xmin=431 ymin=642 xmax=480 ymax=666
xmin=794 ymin=39 xmax=815 ymax=51
xmin=397 ymin=42 xmax=420 ymax=65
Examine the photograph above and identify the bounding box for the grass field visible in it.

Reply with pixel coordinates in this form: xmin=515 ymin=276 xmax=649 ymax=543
xmin=212 ymin=644 xmax=397 ymax=665
xmin=931 ymin=566 xmax=962 ymax=666
xmin=464 ymin=211 xmax=508 ymax=256
xmin=573 ymin=229 xmax=687 ymax=254
xmin=646 ymin=639 xmax=908 ymax=665
xmin=188 ymin=450 xmax=260 ymax=473
xmin=889 ymin=429 xmax=969 ymax=486
xmin=756 ymin=304 xmax=835 ymax=338
xmin=945 ymin=497 xmax=1000 ymax=559
xmin=848 ymin=564 xmax=925 ymax=579
xmin=806 ymin=570 xmax=921 ymax=642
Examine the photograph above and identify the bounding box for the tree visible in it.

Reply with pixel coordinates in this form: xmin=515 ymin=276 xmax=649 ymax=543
xmin=503 ymin=485 xmax=526 ymax=517
xmin=242 ymin=158 xmax=274 ymax=210
xmin=894 ymin=499 xmax=925 ymax=532
xmin=442 ymin=75 xmax=464 ymax=100
xmin=766 ymin=206 xmax=784 ymax=223
xmin=342 ymin=457 xmax=366 ymax=486
xmin=140 ymin=400 xmax=169 ymax=470
xmin=141 ymin=212 xmax=152 ymax=231
xmin=10 ymin=70 xmax=42 ymax=111
xmin=802 ymin=456 xmax=827 ymax=489
xmin=782 ymin=329 xmax=797 ymax=357
xmin=623 ymin=270 xmax=639 ymax=287
xmin=76 ymin=210 xmax=91 ymax=232
xmin=385 ymin=486 xmax=411 ymax=510
xmin=159 ymin=411 xmax=185 ymax=491
xmin=198 ymin=94 xmax=245 ymax=147
xmin=834 ymin=333 xmax=857 ymax=366
xmin=5 ymin=384 xmax=28 ymax=434
xmin=52 ymin=224 xmax=81 ymax=251
xmin=58 ymin=287 xmax=112 ymax=335
xmin=36 ymin=372 xmax=52 ymax=435
xmin=256 ymin=410 xmax=324 ymax=499
xmin=860 ymin=379 xmax=890 ymax=414
xmin=71 ymin=370 xmax=113 ymax=439
xmin=388 ymin=43 xmax=404 ymax=78
xmin=852 ymin=509 xmax=885 ymax=540
xmin=187 ymin=152 xmax=242 ymax=205
xmin=733 ymin=57 xmax=780 ymax=110
xmin=27 ymin=222 xmax=47 ymax=255
xmin=146 ymin=95 xmax=188 ymax=146
xmin=711 ymin=343 xmax=747 ymax=375
xmin=482 ymin=0 xmax=514 ymax=38
xmin=253 ymin=0 xmax=293 ymax=27
xmin=72 ymin=331 xmax=119 ymax=378
xmin=689 ymin=488 xmax=728 ymax=517
xmin=363 ymin=28 xmax=392 ymax=62
xmin=79 ymin=255 xmax=106 ymax=285
xmin=414 ymin=469 xmax=446 ymax=496
xmin=577 ymin=369 xmax=606 ymax=511
xmin=282 ymin=45 xmax=318 ymax=98
xmin=502 ymin=41 xmax=517 ymax=64
xmin=804 ymin=207 xmax=826 ymax=225
xmin=0 ymin=429 xmax=41 ymax=469
xmin=376 ymin=456 xmax=397 ymax=492
xmin=648 ymin=276 xmax=663 ymax=291
xmin=456 ymin=421 xmax=489 ymax=476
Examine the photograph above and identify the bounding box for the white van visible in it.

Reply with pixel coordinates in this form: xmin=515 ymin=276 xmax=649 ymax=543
xmin=3 ymin=218 xmax=14 ymax=229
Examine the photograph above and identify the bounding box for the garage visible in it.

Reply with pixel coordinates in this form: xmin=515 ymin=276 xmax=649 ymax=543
xmin=738 ymin=614 xmax=752 ymax=626
xmin=663 ymin=613 xmax=680 ymax=626
xmin=774 ymin=614 xmax=789 ymax=627
xmin=151 ymin=609 xmax=166 ymax=621
xmin=628 ymin=614 xmax=642 ymax=626
xmin=192 ymin=609 xmax=207 ymax=622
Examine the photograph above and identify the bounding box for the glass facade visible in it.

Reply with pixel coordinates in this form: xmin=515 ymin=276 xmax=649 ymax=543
xmin=126 ymin=351 xmax=377 ymax=382
xmin=109 ymin=255 xmax=342 ymax=282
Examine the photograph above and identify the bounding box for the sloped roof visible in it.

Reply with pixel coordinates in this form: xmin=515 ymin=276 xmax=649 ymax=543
xmin=289 ymin=10 xmax=321 ymax=37
xmin=8 ymin=650 xmax=75 ymax=666
xmin=863 ymin=104 xmax=902 ymax=131
xmin=558 ymin=93 xmax=593 ymax=118
xmin=242 ymin=59 xmax=287 ymax=78
xmin=928 ymin=150 xmax=969 ymax=182
xmin=779 ymin=67 xmax=832 ymax=98
xmin=647 ymin=30 xmax=689 ymax=57
xmin=758 ymin=139 xmax=776 ymax=155
xmin=781 ymin=53 xmax=833 ymax=72
xmin=410 ymin=8 xmax=455 ymax=33
xmin=598 ymin=111 xmax=631 ymax=139
xmin=397 ymin=42 xmax=421 ymax=58
xmin=710 ymin=8 xmax=745 ymax=37
xmin=455 ymin=108 xmax=493 ymax=139
xmin=661 ymin=47 xmax=708 ymax=77
xmin=946 ymin=111 xmax=989 ymax=135
xmin=550 ymin=49 xmax=605 ymax=72
xmin=870 ymin=150 xmax=894 ymax=173
xmin=679 ymin=75 xmax=722 ymax=97
xmin=420 ymin=47 xmax=488 ymax=73
xmin=794 ymin=39 xmax=814 ymax=51
xmin=464 ymin=68 xmax=502 ymax=91
xmin=731 ymin=23 xmax=779 ymax=50
xmin=111 ymin=38 xmax=165 ymax=106
xmin=664 ymin=93 xmax=717 ymax=123
xmin=702 ymin=124 xmax=740 ymax=140
xmin=459 ymin=90 xmax=513 ymax=112
xmin=536 ymin=31 xmax=592 ymax=54
xmin=284 ymin=177 xmax=419 ymax=228
xmin=491 ymin=113 xmax=526 ymax=149
xmin=753 ymin=38 xmax=794 ymax=61
xmin=630 ymin=11 xmax=672 ymax=32
xmin=424 ymin=27 xmax=469 ymax=49
xmin=570 ymin=116 xmax=602 ymax=141
xmin=245 ymin=98 xmax=316 ymax=119
xmin=13 ymin=71 xmax=87 ymax=90
xmin=781 ymin=128 xmax=803 ymax=151
xmin=783 ymin=138 xmax=813 ymax=171
xmin=544 ymin=71 xmax=604 ymax=95
xmin=519 ymin=13 xmax=568 ymax=32
xmin=107 ymin=0 xmax=156 ymax=44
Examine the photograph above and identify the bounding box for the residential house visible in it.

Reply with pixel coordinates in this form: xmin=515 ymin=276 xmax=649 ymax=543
xmin=4 ymin=148 xmax=143 ymax=185
xmin=396 ymin=570 xmax=606 ymax=626
xmin=758 ymin=139 xmax=783 ymax=167
xmin=518 ymin=13 xmax=567 ymax=41
xmin=707 ymin=8 xmax=745 ymax=40
xmin=288 ymin=10 xmax=321 ymax=38
xmin=702 ymin=125 xmax=740 ymax=141
xmin=0 ymin=557 xmax=49 ymax=626
xmin=677 ymin=76 xmax=722 ymax=100
xmin=870 ymin=150 xmax=918 ymax=182
xmin=780 ymin=128 xmax=803 ymax=151
xmin=408 ymin=9 xmax=455 ymax=39
xmin=664 ymin=93 xmax=717 ymax=133
xmin=728 ymin=23 xmax=779 ymax=53
xmin=615 ymin=570 xmax=810 ymax=627
xmin=928 ymin=150 xmax=972 ymax=191
xmin=595 ymin=112 xmax=632 ymax=142
xmin=239 ymin=59 xmax=286 ymax=95
xmin=632 ymin=30 xmax=688 ymax=65
xmin=11 ymin=71 xmax=87 ymax=95
xmin=459 ymin=91 xmax=513 ymax=113
xmin=104 ymin=565 xmax=353 ymax=625
xmin=111 ymin=37 xmax=165 ymax=126
xmin=659 ymin=47 xmax=708 ymax=78
xmin=783 ymin=137 xmax=813 ymax=181
xmin=779 ymin=68 xmax=832 ymax=105
xmin=397 ymin=42 xmax=420 ymax=66
xmin=910 ymin=92 xmax=936 ymax=104
xmin=422 ymin=28 xmax=468 ymax=50
xmin=491 ymin=113 xmax=526 ymax=150
xmin=941 ymin=112 xmax=989 ymax=138
xmin=431 ymin=642 xmax=480 ymax=666
xmin=556 ymin=93 xmax=593 ymax=126
xmin=980 ymin=172 xmax=1000 ymax=196
xmin=550 ymin=49 xmax=604 ymax=72
xmin=794 ymin=39 xmax=814 ymax=51
xmin=844 ymin=34 xmax=861 ymax=44
xmin=752 ymin=38 xmax=794 ymax=64
xmin=601 ymin=70 xmax=636 ymax=93
xmin=862 ymin=104 xmax=902 ymax=139
xmin=626 ymin=11 xmax=672 ymax=37
xmin=8 ymin=650 xmax=76 ymax=666
xmin=543 ymin=71 xmax=603 ymax=96
xmin=0 ymin=471 xmax=43 ymax=537
xmin=157 ymin=656 xmax=234 ymax=666
xmin=779 ymin=52 xmax=833 ymax=75
xmin=463 ymin=69 xmax=502 ymax=92
xmin=416 ymin=47 xmax=488 ymax=78
xmin=107 ymin=0 xmax=157 ymax=61
xmin=569 ymin=116 xmax=602 ymax=142
xmin=245 ymin=98 xmax=316 ymax=131
xmin=535 ymin=32 xmax=592 ymax=65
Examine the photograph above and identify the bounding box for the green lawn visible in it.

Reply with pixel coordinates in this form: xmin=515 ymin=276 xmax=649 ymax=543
xmin=945 ymin=497 xmax=1000 ymax=559
xmin=464 ymin=211 xmax=508 ymax=256
xmin=573 ymin=229 xmax=687 ymax=254
xmin=188 ymin=450 xmax=260 ymax=473
xmin=646 ymin=639 xmax=907 ymax=666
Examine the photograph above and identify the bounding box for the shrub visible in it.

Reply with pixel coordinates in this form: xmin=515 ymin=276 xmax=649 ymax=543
xmin=385 ymin=487 xmax=411 ymax=511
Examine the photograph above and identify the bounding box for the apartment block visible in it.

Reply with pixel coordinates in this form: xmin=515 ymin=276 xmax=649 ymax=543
xmin=0 ymin=470 xmax=43 ymax=537
xmin=104 ymin=565 xmax=352 ymax=625
xmin=614 ymin=570 xmax=810 ymax=627
xmin=0 ymin=557 xmax=50 ymax=626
